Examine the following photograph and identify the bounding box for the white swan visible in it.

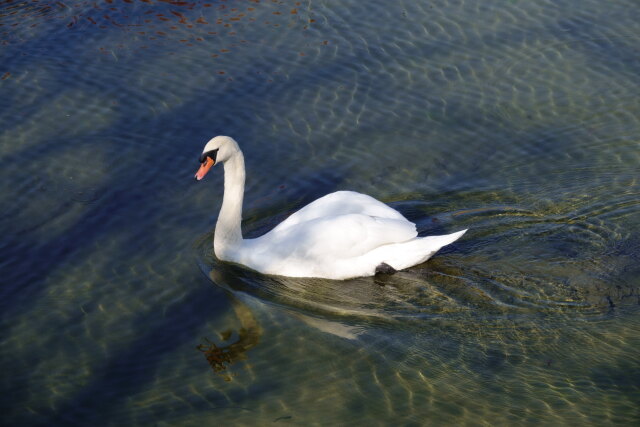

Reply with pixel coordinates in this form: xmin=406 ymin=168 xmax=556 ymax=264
xmin=195 ymin=136 xmax=467 ymax=280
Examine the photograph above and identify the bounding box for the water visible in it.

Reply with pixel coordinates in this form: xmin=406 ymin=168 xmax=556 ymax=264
xmin=1 ymin=0 xmax=639 ymax=424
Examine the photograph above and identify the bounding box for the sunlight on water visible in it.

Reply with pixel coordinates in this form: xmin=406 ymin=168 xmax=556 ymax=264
xmin=1 ymin=0 xmax=639 ymax=425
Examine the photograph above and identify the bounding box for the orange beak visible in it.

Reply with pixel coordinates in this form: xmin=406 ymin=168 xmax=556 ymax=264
xmin=195 ymin=157 xmax=215 ymax=180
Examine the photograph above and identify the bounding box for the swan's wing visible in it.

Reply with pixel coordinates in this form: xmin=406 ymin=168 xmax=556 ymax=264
xmin=271 ymin=191 xmax=407 ymax=233
xmin=254 ymin=213 xmax=417 ymax=263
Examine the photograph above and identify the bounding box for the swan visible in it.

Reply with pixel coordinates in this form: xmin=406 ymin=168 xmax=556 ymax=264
xmin=195 ymin=136 xmax=467 ymax=280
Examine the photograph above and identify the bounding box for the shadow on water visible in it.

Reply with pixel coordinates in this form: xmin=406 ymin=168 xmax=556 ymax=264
xmin=0 ymin=70 xmax=354 ymax=423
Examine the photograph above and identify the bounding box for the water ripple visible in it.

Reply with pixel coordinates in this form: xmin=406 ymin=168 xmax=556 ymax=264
xmin=195 ymin=193 xmax=638 ymax=331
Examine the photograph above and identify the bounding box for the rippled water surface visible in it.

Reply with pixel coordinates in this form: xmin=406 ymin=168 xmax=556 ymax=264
xmin=2 ymin=0 xmax=639 ymax=425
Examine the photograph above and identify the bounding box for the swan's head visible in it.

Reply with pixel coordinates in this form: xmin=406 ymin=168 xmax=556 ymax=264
xmin=195 ymin=135 xmax=240 ymax=180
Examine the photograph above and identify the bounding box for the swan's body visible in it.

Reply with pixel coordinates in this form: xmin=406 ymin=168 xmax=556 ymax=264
xmin=196 ymin=136 xmax=467 ymax=280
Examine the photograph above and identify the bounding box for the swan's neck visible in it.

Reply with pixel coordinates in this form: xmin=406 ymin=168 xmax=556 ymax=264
xmin=214 ymin=152 xmax=245 ymax=260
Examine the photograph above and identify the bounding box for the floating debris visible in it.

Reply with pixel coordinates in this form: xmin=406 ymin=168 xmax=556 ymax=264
xmin=197 ymin=293 xmax=262 ymax=380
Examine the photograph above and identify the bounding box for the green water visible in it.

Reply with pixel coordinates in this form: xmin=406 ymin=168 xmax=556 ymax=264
xmin=1 ymin=0 xmax=639 ymax=424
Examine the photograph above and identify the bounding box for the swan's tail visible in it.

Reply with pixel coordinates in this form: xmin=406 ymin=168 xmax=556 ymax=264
xmin=424 ymin=228 xmax=467 ymax=249
xmin=381 ymin=229 xmax=468 ymax=271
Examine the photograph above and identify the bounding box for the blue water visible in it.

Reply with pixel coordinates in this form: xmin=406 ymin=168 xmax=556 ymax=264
xmin=1 ymin=0 xmax=639 ymax=424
